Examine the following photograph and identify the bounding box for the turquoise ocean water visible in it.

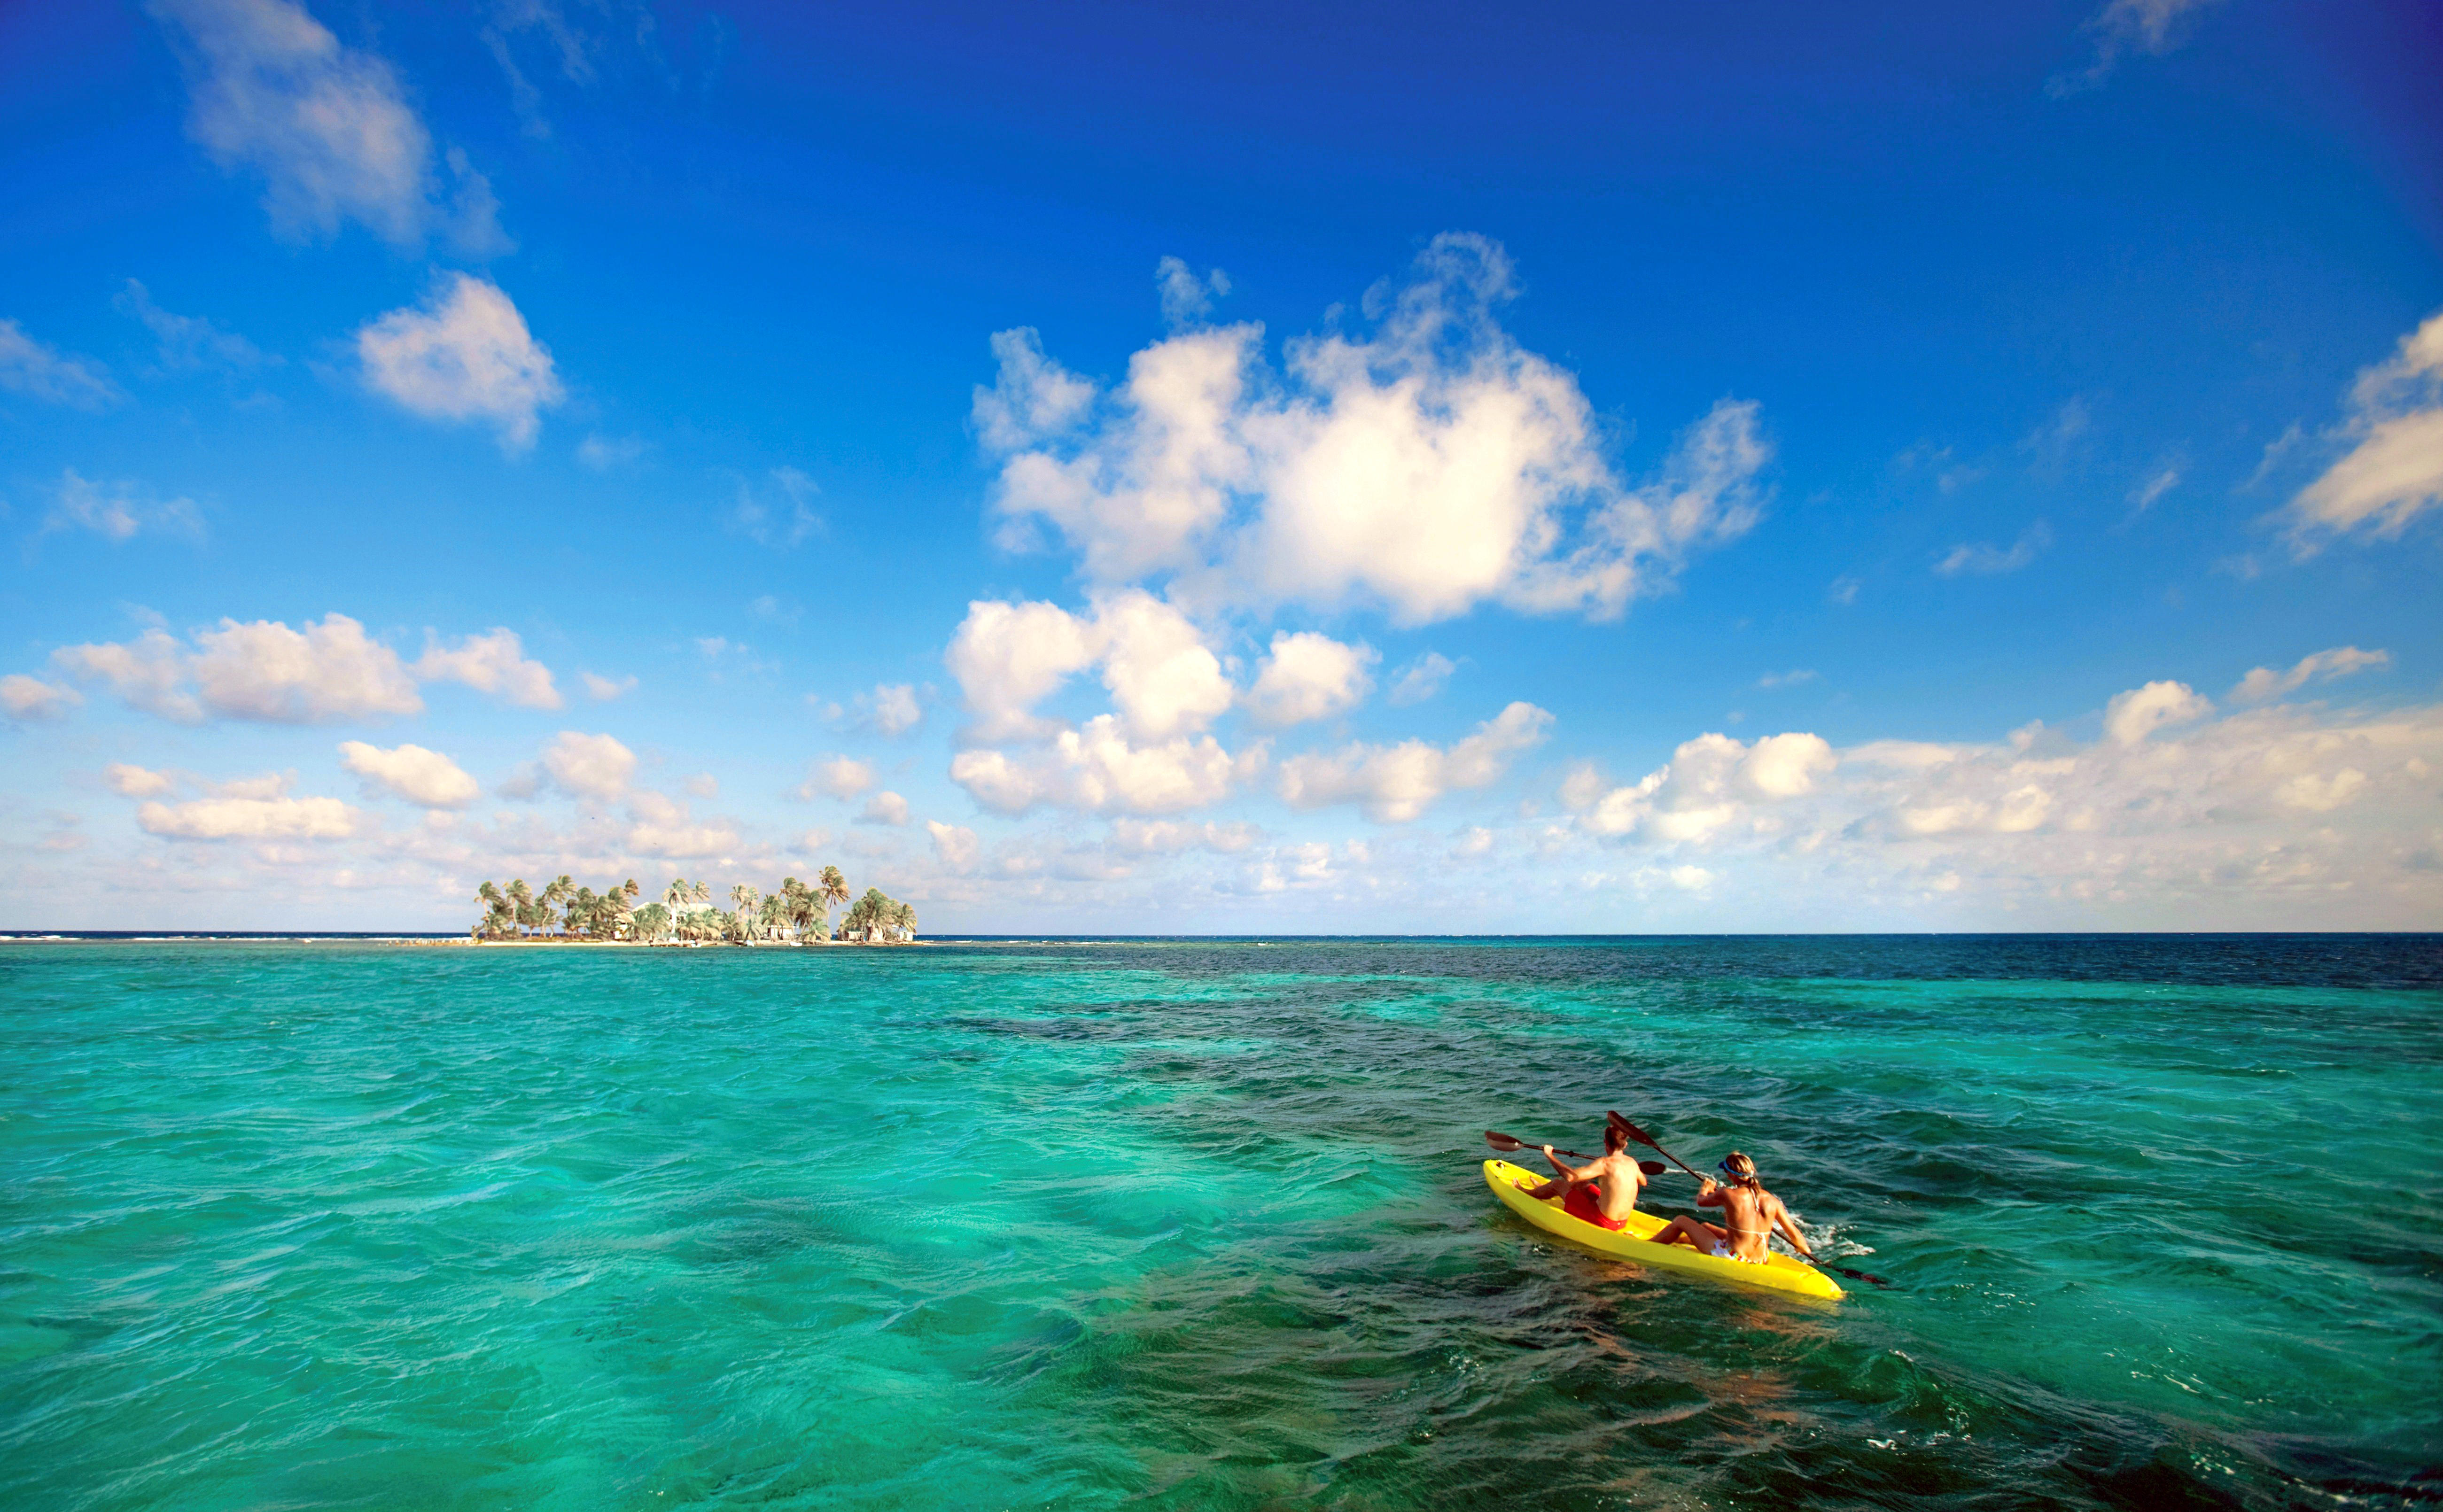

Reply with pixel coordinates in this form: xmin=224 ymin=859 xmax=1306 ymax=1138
xmin=2 ymin=936 xmax=2436 ymax=1510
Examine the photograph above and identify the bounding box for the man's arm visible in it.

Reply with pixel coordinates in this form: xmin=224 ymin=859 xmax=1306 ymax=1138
xmin=1540 ymin=1145 xmax=1589 ymax=1184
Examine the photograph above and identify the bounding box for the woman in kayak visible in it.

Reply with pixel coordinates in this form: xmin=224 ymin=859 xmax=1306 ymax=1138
xmin=1648 ymin=1152 xmax=1818 ymax=1266
xmin=1528 ymin=1123 xmax=1649 ymax=1231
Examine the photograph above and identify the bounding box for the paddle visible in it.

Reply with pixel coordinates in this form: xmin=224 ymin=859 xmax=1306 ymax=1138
xmin=1482 ymin=1131 xmax=1665 ymax=1177
xmin=1606 ymin=1110 xmax=1893 ymax=1289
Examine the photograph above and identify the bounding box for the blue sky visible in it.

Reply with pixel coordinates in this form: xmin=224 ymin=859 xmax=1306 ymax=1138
xmin=2 ymin=0 xmax=2438 ymax=931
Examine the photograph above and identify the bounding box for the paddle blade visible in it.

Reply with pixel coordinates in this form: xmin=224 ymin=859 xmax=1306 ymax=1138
xmin=1639 ymin=1160 xmax=1665 ymax=1176
xmin=1483 ymin=1131 xmax=1528 ymax=1154
xmin=1606 ymin=1110 xmax=1662 ymax=1149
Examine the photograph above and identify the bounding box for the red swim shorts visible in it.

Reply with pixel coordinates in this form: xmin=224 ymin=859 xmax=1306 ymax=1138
xmin=1562 ymin=1183 xmax=1627 ymax=1232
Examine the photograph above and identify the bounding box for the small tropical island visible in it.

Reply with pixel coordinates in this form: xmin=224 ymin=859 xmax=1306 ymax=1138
xmin=465 ymin=868 xmax=919 ymax=945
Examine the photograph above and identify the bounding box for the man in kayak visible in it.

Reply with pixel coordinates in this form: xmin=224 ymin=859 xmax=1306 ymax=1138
xmin=1648 ymin=1152 xmax=1818 ymax=1266
xmin=1527 ymin=1124 xmax=1648 ymax=1232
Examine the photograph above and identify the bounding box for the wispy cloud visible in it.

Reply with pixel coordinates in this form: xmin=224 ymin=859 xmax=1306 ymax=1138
xmin=2284 ymin=311 xmax=2443 ymax=547
xmin=1155 ymin=255 xmax=1230 ymax=329
xmin=0 ymin=320 xmax=120 ymax=409
xmin=2051 ymin=0 xmax=2227 ymax=94
xmin=2230 ymin=646 xmax=2389 ymax=704
xmin=115 ymin=280 xmax=272 ymax=374
xmin=730 ymin=466 xmax=822 ymax=548
xmin=2127 ymin=463 xmax=2181 ymax=513
xmin=1387 ymin=651 xmax=1458 ymax=707
xmin=1933 ymin=520 xmax=2051 ymax=577
xmin=42 ymin=470 xmax=205 ymax=544
xmin=148 ymin=0 xmax=508 ymax=254
xmin=576 ymin=433 xmax=647 ymax=471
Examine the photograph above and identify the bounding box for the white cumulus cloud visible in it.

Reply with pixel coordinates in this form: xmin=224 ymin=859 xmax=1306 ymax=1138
xmin=105 ymin=762 xmax=177 ymax=797
xmin=944 ymin=598 xmax=1102 ymax=742
xmin=1572 ymin=731 xmax=1836 ymax=844
xmin=539 ymin=730 xmax=635 ymax=801
xmin=859 ymin=790 xmax=910 ymax=826
xmin=50 ymin=629 xmax=201 ymax=722
xmin=357 ymin=275 xmax=562 ymax=450
xmin=950 ymin=717 xmax=1260 ymax=817
xmin=2104 ymin=680 xmax=2213 ymax=745
xmin=868 ymin=683 xmax=923 ymax=736
xmin=134 ymin=770 xmax=356 ymax=841
xmin=1550 ymin=663 xmax=2443 ymax=923
xmin=412 ymin=627 xmax=560 ymax=709
xmin=339 ymin=740 xmax=479 ymax=807
xmin=1245 ymin=632 xmax=1377 ymax=728
xmin=191 ymin=613 xmax=423 ymax=722
xmin=1276 ymin=700 xmax=1552 ymax=822
xmin=927 ymin=819 xmax=981 ymax=871
xmin=945 ymin=590 xmax=1231 ymax=742
xmin=797 ymin=756 xmax=875 ymax=801
xmin=978 ymin=234 xmax=1769 ymax=625
xmin=1093 ymin=591 xmax=1234 ymax=739
xmin=2 ymin=674 xmax=83 ymax=721
xmin=44 ymin=613 xmax=562 ymax=724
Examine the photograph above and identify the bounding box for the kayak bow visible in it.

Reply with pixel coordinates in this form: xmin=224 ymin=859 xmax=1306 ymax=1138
xmin=1483 ymin=1158 xmax=1844 ymax=1300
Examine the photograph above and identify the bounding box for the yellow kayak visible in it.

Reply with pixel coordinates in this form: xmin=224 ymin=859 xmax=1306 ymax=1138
xmin=1483 ymin=1158 xmax=1844 ymax=1300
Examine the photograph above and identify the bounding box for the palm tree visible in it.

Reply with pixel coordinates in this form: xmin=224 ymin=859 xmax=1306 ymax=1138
xmin=663 ymin=878 xmax=692 ymax=917
xmin=843 ymin=886 xmax=889 ymax=942
xmin=632 ymin=902 xmax=669 ymax=942
xmin=543 ymin=875 xmax=575 ymax=936
xmin=731 ymin=884 xmax=761 ymax=939
xmin=758 ymin=891 xmax=788 ymax=941
xmin=607 ymin=879 xmax=639 ymax=939
xmin=777 ymin=877 xmax=807 ymax=939
xmin=507 ymin=879 xmax=536 ymax=937
xmin=818 ymin=866 xmax=849 ymax=934
xmin=473 ymin=881 xmax=513 ymax=939
xmin=887 ymin=898 xmax=918 ymax=941
xmin=570 ymin=885 xmax=600 ymax=938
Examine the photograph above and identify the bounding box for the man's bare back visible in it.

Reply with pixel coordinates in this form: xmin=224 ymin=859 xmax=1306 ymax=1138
xmin=1525 ymin=1124 xmax=1647 ymax=1228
